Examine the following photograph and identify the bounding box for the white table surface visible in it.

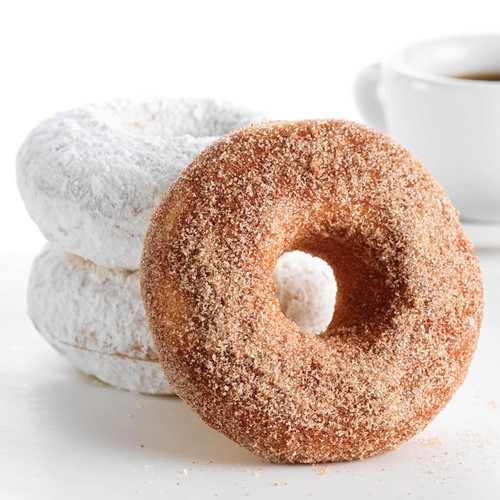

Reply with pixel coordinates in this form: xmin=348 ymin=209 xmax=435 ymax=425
xmin=1 ymin=234 xmax=499 ymax=500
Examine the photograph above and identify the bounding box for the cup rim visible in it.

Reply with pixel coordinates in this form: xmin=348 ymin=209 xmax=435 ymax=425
xmin=384 ymin=33 xmax=500 ymax=88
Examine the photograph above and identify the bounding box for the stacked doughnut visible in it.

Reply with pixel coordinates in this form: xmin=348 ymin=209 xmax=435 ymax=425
xmin=17 ymin=98 xmax=336 ymax=394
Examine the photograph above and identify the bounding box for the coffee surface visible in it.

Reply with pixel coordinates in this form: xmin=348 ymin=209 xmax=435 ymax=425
xmin=451 ymin=72 xmax=500 ymax=82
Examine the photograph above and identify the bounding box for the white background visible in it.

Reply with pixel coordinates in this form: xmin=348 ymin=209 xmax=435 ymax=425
xmin=2 ymin=0 xmax=500 ymax=254
xmin=1 ymin=2 xmax=500 ymax=499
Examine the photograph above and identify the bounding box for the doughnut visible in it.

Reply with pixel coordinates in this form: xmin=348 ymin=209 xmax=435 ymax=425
xmin=28 ymin=245 xmax=172 ymax=394
xmin=28 ymin=245 xmax=333 ymax=394
xmin=273 ymin=251 xmax=336 ymax=335
xmin=17 ymin=98 xmax=266 ymax=269
xmin=140 ymin=119 xmax=483 ymax=463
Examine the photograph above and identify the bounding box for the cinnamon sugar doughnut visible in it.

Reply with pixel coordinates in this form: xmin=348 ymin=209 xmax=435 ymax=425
xmin=141 ymin=119 xmax=483 ymax=463
xmin=28 ymin=245 xmax=333 ymax=394
xmin=17 ymin=98 xmax=265 ymax=269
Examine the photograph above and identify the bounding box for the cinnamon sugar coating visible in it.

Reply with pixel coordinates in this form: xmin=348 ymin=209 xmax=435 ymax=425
xmin=141 ymin=120 xmax=483 ymax=463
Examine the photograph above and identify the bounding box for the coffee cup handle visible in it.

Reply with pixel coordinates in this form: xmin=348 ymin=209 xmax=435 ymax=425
xmin=354 ymin=63 xmax=387 ymax=133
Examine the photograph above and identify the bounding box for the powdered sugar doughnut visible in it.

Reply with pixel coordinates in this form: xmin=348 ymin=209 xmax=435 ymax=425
xmin=28 ymin=245 xmax=334 ymax=393
xmin=28 ymin=245 xmax=172 ymax=394
xmin=17 ymin=98 xmax=265 ymax=269
xmin=274 ymin=251 xmax=336 ymax=335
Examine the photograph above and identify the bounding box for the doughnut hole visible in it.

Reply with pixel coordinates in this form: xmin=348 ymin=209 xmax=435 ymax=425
xmin=273 ymin=251 xmax=336 ymax=335
xmin=293 ymin=232 xmax=401 ymax=346
xmin=94 ymin=100 xmax=262 ymax=138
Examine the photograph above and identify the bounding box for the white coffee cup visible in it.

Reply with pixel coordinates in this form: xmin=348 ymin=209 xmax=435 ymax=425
xmin=354 ymin=34 xmax=500 ymax=223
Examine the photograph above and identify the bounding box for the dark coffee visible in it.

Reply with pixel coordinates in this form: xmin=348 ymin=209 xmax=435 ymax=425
xmin=452 ymin=72 xmax=500 ymax=82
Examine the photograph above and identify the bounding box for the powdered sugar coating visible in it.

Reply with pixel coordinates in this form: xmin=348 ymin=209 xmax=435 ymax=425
xmin=27 ymin=245 xmax=332 ymax=394
xmin=274 ymin=251 xmax=335 ymax=334
xmin=28 ymin=245 xmax=173 ymax=394
xmin=141 ymin=119 xmax=483 ymax=463
xmin=17 ymin=98 xmax=266 ymax=269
